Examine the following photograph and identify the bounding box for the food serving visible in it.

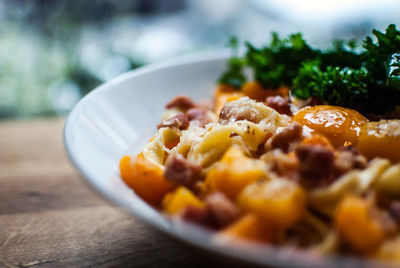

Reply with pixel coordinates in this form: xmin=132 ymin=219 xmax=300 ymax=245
xmin=120 ymin=25 xmax=400 ymax=263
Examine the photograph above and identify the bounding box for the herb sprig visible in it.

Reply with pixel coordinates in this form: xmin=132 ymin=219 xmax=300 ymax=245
xmin=219 ymin=24 xmax=400 ymax=114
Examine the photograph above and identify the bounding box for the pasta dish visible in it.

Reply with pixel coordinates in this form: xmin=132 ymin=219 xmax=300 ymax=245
xmin=119 ymin=25 xmax=400 ymax=263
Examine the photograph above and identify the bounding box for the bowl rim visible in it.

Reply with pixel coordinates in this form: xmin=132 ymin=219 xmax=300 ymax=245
xmin=63 ymin=50 xmax=388 ymax=268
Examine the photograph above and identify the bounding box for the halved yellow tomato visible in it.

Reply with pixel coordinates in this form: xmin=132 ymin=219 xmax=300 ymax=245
xmin=357 ymin=120 xmax=400 ymax=162
xmin=294 ymin=105 xmax=368 ymax=147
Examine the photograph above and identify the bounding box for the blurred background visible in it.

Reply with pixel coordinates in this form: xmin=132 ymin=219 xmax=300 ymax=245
xmin=1 ymin=0 xmax=399 ymax=120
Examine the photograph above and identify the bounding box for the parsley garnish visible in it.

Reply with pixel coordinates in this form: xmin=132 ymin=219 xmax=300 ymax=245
xmin=219 ymin=24 xmax=400 ymax=113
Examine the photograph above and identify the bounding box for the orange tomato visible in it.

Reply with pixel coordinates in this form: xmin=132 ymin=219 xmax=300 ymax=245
xmin=238 ymin=179 xmax=306 ymax=228
xmin=214 ymin=85 xmax=245 ymax=114
xmin=241 ymin=81 xmax=289 ymax=102
xmin=162 ymin=187 xmax=204 ymax=214
xmin=357 ymin=120 xmax=400 ymax=162
xmin=120 ymin=154 xmax=174 ymax=205
xmin=335 ymin=195 xmax=384 ymax=252
xmin=294 ymin=105 xmax=368 ymax=147
xmin=218 ymin=214 xmax=273 ymax=243
xmin=205 ymin=146 xmax=266 ymax=200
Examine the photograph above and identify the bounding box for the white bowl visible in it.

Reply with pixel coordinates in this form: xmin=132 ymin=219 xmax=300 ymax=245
xmin=64 ymin=51 xmax=379 ymax=268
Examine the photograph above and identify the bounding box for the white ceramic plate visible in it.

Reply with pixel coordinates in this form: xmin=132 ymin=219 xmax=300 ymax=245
xmin=64 ymin=51 xmax=382 ymax=268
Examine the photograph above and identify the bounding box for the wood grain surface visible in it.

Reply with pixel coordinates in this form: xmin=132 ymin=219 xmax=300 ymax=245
xmin=0 ymin=119 xmax=218 ymax=268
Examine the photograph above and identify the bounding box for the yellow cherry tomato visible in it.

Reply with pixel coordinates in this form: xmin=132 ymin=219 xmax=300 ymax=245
xmin=294 ymin=105 xmax=368 ymax=147
xmin=358 ymin=120 xmax=400 ymax=162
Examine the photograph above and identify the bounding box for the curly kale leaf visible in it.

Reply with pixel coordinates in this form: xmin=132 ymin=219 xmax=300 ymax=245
xmin=218 ymin=57 xmax=246 ymax=89
xmin=292 ymin=61 xmax=369 ymax=109
xmin=363 ymin=24 xmax=400 ymax=83
xmin=318 ymin=39 xmax=363 ymax=70
xmin=245 ymin=33 xmax=317 ymax=88
xmin=218 ymin=24 xmax=400 ymax=113
xmin=289 ymin=24 xmax=400 ymax=112
xmin=218 ymin=36 xmax=247 ymax=89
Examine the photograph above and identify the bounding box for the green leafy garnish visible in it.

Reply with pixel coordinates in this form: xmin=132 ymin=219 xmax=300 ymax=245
xmin=245 ymin=33 xmax=317 ymax=89
xmin=219 ymin=24 xmax=400 ymax=114
xmin=292 ymin=61 xmax=369 ymax=109
xmin=218 ymin=36 xmax=246 ymax=89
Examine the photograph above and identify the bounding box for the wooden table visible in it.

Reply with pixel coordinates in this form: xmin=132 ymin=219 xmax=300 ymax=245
xmin=0 ymin=119 xmax=217 ymax=267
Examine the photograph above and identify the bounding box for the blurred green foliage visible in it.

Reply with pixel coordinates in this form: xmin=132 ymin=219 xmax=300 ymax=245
xmin=0 ymin=0 xmax=184 ymax=119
